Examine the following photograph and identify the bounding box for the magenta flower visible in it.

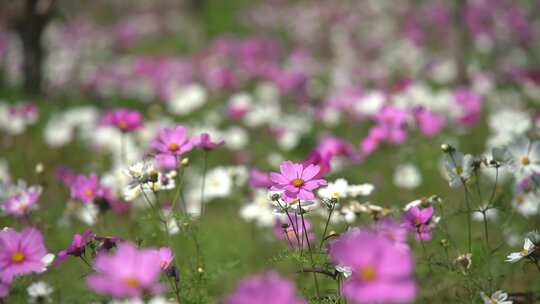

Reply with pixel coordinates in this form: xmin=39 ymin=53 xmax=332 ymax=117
xmin=302 ymin=151 xmax=331 ymax=178
xmin=273 ymin=217 xmax=315 ymax=249
xmin=87 ymin=242 xmax=165 ymax=298
xmin=225 ymin=271 xmax=306 ymax=304
xmin=0 ymin=227 xmax=48 ymax=284
xmin=56 ymin=230 xmax=94 ymax=265
xmin=248 ymin=168 xmax=272 ymax=188
xmin=192 ymin=132 xmax=225 ymax=151
xmin=270 ymin=161 xmax=326 ymax=202
xmin=70 ymin=173 xmax=103 ymax=203
xmin=102 ymin=108 xmax=143 ymax=132
xmin=329 ymin=228 xmax=416 ymax=304
xmin=0 ymin=281 xmax=8 ymax=298
xmin=152 ymin=125 xmax=193 ymax=157
xmin=156 ymin=247 xmax=174 ymax=270
xmin=401 ymin=206 xmax=435 ymax=241
xmin=412 ymin=106 xmax=446 ymax=137
xmin=370 ymin=218 xmax=409 ymax=252
xmin=2 ymin=186 xmax=41 ymax=217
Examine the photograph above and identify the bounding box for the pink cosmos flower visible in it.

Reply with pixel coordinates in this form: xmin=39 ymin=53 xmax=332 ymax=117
xmin=412 ymin=106 xmax=446 ymax=137
xmin=70 ymin=173 xmax=103 ymax=203
xmin=2 ymin=186 xmax=41 ymax=217
xmin=56 ymin=230 xmax=94 ymax=265
xmin=225 ymin=271 xmax=306 ymax=304
xmin=0 ymin=281 xmax=8 ymax=298
xmin=370 ymin=218 xmax=410 ymax=252
xmin=192 ymin=132 xmax=225 ymax=151
xmin=375 ymin=106 xmax=408 ymax=144
xmin=248 ymin=168 xmax=272 ymax=188
xmin=152 ymin=125 xmax=193 ymax=169
xmin=270 ymin=161 xmax=326 ymax=202
xmin=87 ymin=242 xmax=165 ymax=298
xmin=329 ymin=228 xmax=416 ymax=304
xmin=401 ymin=206 xmax=435 ymax=241
xmin=302 ymin=151 xmax=331 ymax=178
xmin=0 ymin=227 xmax=48 ymax=285
xmin=156 ymin=247 xmax=174 ymax=270
xmin=454 ymin=88 xmax=482 ymax=127
xmin=102 ymin=108 xmax=143 ymax=132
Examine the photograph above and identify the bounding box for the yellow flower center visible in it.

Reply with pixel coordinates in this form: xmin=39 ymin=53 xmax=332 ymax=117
xmin=11 ymin=251 xmax=25 ymax=263
xmin=490 ymin=299 xmax=498 ymax=304
xmin=168 ymin=143 xmax=179 ymax=152
xmin=84 ymin=188 xmax=94 ymax=198
xmin=292 ymin=178 xmax=304 ymax=187
xmin=118 ymin=120 xmax=128 ymax=130
xmin=455 ymin=166 xmax=463 ymax=175
xmin=521 ymin=156 xmax=530 ymax=165
xmin=358 ymin=265 xmax=376 ymax=282
xmin=413 ymin=218 xmax=422 ymax=226
xmin=516 ymin=196 xmax=525 ymax=205
xmin=124 ymin=276 xmax=139 ymax=288
xmin=520 ymin=249 xmax=529 ymax=256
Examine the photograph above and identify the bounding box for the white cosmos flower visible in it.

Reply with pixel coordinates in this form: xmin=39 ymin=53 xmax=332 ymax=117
xmin=393 ymin=163 xmax=422 ymax=189
xmin=27 ymin=281 xmax=53 ymax=303
xmin=347 ymin=183 xmax=374 ymax=197
xmin=480 ymin=290 xmax=512 ymax=304
xmin=167 ymin=83 xmax=207 ymax=115
xmin=318 ymin=178 xmax=374 ymax=199
xmin=318 ymin=179 xmax=350 ymax=200
xmin=512 ymin=192 xmax=540 ymax=217
xmin=202 ymin=167 xmax=233 ymax=200
xmin=223 ymin=127 xmax=248 ymax=150
xmin=240 ymin=190 xmax=276 ymax=227
xmin=506 ymin=232 xmax=537 ymax=263
xmin=122 ymin=161 xmax=176 ymax=201
xmin=354 ymin=91 xmax=385 ymax=116
xmin=76 ymin=202 xmax=99 ymax=226
xmin=443 ymin=152 xmax=474 ymax=188
xmin=505 ymin=137 xmax=540 ymax=178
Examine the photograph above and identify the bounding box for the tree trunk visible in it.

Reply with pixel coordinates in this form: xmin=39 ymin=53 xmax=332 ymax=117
xmin=14 ymin=0 xmax=54 ymax=95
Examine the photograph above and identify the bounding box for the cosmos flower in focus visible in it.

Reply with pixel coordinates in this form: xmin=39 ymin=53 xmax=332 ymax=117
xmin=480 ymin=290 xmax=512 ymax=304
xmin=56 ymin=230 xmax=94 ymax=265
xmin=225 ymin=271 xmax=306 ymax=304
xmin=401 ymin=205 xmax=435 ymax=241
xmin=270 ymin=161 xmax=326 ymax=202
xmin=329 ymin=228 xmax=416 ymax=303
xmin=506 ymin=231 xmax=538 ymax=263
xmin=87 ymin=242 xmax=165 ymax=298
xmin=152 ymin=125 xmax=194 ymax=169
xmin=443 ymin=151 xmax=474 ymax=188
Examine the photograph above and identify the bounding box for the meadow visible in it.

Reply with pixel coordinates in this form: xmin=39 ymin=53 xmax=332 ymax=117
xmin=0 ymin=1 xmax=539 ymax=303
